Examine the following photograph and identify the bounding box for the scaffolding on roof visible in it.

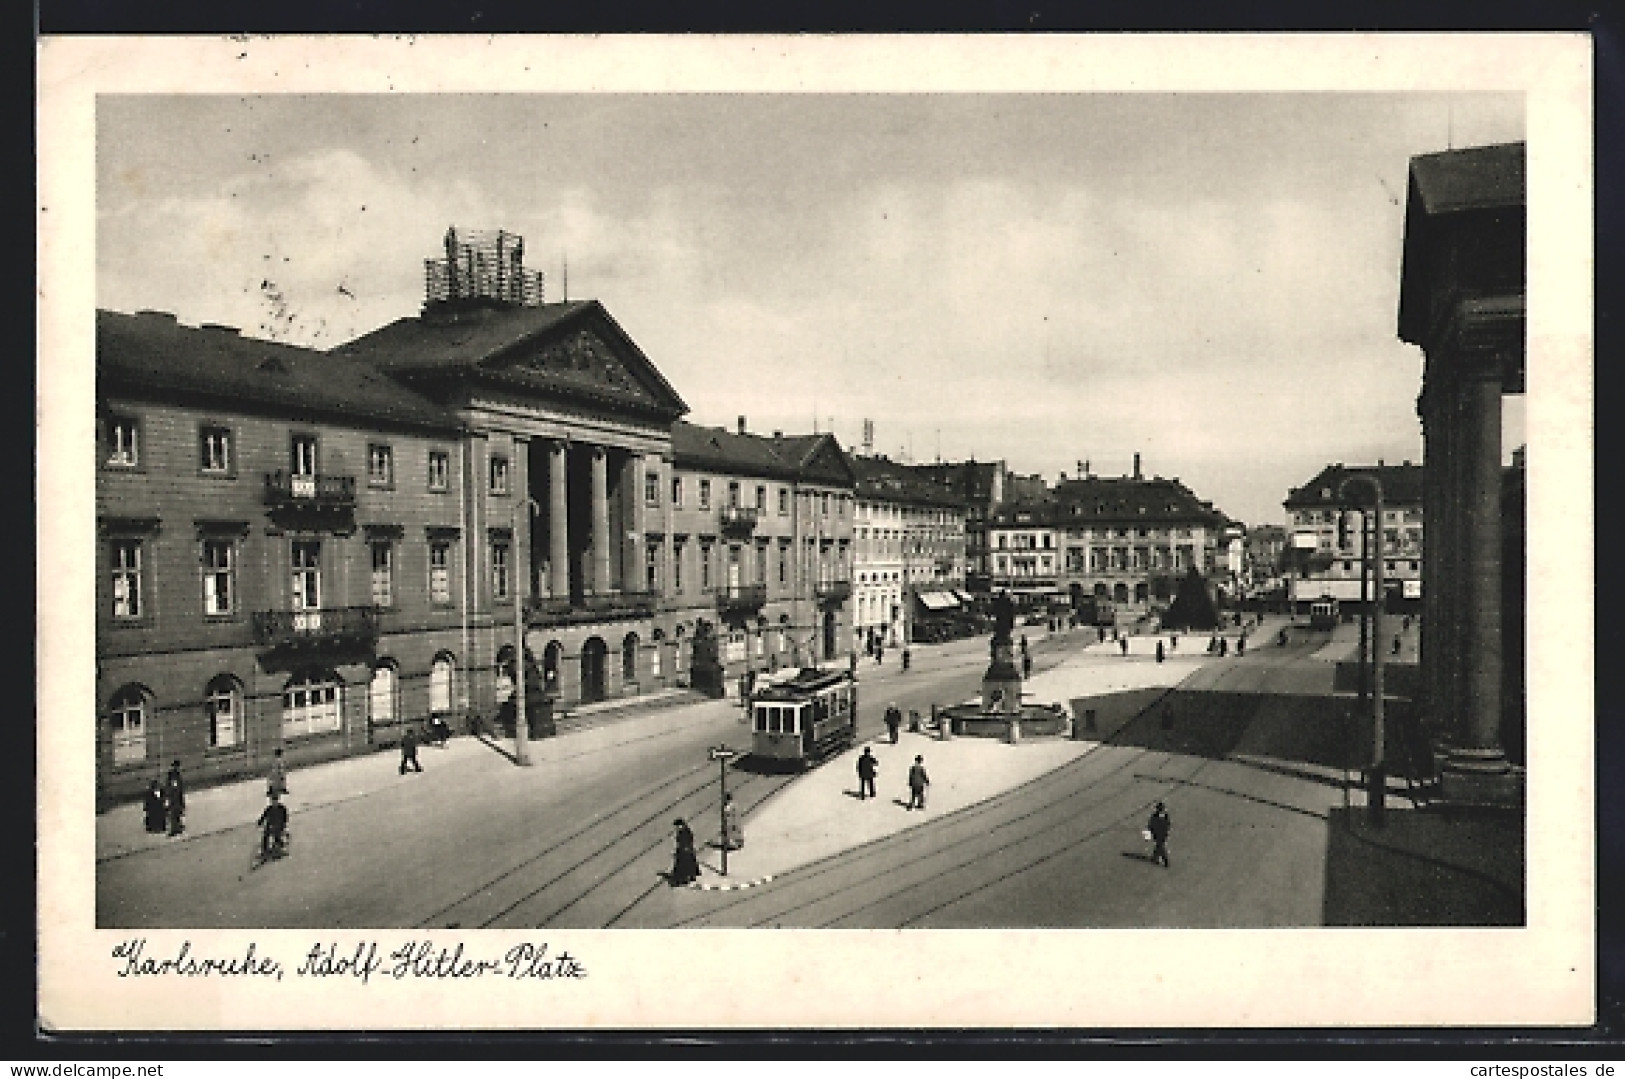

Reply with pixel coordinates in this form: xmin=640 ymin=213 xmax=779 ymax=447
xmin=423 ymin=226 xmax=544 ymax=307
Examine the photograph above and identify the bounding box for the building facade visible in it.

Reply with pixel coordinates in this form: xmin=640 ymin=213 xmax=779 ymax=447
xmin=848 ymin=454 xmax=968 ymax=649
xmin=1283 ymin=462 xmax=1425 ymax=610
xmin=910 ymin=459 xmax=1006 ymax=596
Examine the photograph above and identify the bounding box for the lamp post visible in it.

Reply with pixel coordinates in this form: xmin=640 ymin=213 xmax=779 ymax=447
xmin=512 ymin=496 xmax=542 ymax=767
xmin=1338 ymin=473 xmax=1386 ymax=826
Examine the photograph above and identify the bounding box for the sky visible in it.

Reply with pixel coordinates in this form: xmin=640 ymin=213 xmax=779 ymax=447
xmin=96 ymin=92 xmax=1526 ymax=526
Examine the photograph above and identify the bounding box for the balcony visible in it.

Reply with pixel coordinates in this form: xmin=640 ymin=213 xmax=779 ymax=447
xmin=264 ymin=470 xmax=356 ymax=508
xmin=814 ymin=576 xmax=852 ymax=603
xmin=718 ymin=504 xmax=760 ymax=537
xmin=989 ymin=574 xmax=1059 ymax=591
xmin=526 ymin=591 xmax=658 ymax=626
xmin=253 ymin=606 xmax=379 ymax=649
xmin=715 ymin=583 xmax=768 ymax=616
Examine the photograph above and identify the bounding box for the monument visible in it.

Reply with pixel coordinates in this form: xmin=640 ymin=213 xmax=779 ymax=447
xmin=941 ymin=591 xmax=1069 ymax=740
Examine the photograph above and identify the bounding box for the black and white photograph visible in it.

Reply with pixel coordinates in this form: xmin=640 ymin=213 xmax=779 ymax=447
xmin=38 ymin=34 xmax=1592 ymax=1031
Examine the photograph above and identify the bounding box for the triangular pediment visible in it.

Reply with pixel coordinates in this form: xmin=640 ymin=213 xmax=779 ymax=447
xmin=800 ymin=436 xmax=857 ymax=487
xmin=481 ymin=306 xmax=687 ymax=419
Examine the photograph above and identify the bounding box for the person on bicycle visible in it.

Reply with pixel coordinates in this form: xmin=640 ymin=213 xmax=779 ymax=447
xmin=257 ymin=790 xmax=289 ymax=859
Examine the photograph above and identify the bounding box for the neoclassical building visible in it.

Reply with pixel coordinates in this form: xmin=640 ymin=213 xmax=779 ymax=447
xmin=95 ymin=228 xmax=856 ymax=803
xmin=848 ymin=454 xmax=968 ymax=649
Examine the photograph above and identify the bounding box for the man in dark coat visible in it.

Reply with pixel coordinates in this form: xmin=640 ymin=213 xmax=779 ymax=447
xmin=884 ymin=703 xmax=902 ymax=744
xmin=856 ymin=746 xmax=879 ymax=799
xmin=1147 ymin=802 xmax=1172 ymax=867
xmin=164 ymin=760 xmax=186 ymax=836
xmin=1155 ymin=640 xmax=1165 ymax=664
xmin=257 ymin=791 xmax=289 ymax=860
xmin=906 ymin=755 xmax=930 ymax=811
xmin=142 ymin=780 xmax=166 ymax=834
xmin=399 ymin=726 xmax=423 ymax=774
xmin=670 ymin=819 xmax=700 ymax=885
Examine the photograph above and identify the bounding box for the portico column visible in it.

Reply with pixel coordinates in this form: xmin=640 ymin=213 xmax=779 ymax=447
xmin=1418 ymin=386 xmax=1444 ymax=731
xmin=591 ymin=446 xmax=611 ymax=594
xmin=1454 ymin=365 xmax=1507 ymax=766
xmin=627 ymin=454 xmax=646 ymax=593
xmin=548 ymin=440 xmax=569 ymax=600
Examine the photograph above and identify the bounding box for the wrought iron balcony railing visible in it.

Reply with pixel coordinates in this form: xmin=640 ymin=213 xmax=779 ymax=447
xmin=526 ymin=590 xmax=658 ymax=625
xmin=715 ymin=583 xmax=768 ymax=613
xmin=263 ymin=471 xmax=357 ymax=508
xmin=252 ymin=606 xmax=379 ymax=648
xmin=718 ymin=505 xmax=760 ymax=536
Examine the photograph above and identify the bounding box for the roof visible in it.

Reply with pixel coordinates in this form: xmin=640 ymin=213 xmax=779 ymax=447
xmin=1030 ymin=475 xmax=1228 ymax=528
xmin=1282 ymin=463 xmax=1425 ymax=509
xmin=672 ymin=423 xmax=856 ymax=488
xmin=97 ymin=309 xmax=456 ymax=432
xmin=847 ymin=454 xmax=967 ymax=511
xmin=1406 ymin=142 xmax=1525 ymax=216
xmin=333 ymin=298 xmax=688 ymax=421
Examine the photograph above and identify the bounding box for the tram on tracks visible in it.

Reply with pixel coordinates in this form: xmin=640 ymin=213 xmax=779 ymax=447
xmin=1308 ymin=597 xmax=1340 ymax=630
xmin=749 ymin=668 xmax=859 ymax=769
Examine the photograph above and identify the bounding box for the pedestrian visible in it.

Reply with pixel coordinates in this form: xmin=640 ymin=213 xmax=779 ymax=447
xmin=1218 ymin=637 xmax=1229 ymax=658
xmin=1208 ymin=635 xmax=1218 ymax=654
xmin=1019 ymin=634 xmax=1029 ymax=656
xmin=884 ymin=703 xmax=902 ymax=744
xmin=1155 ymin=640 xmax=1165 ymax=664
xmin=1021 ymin=651 xmax=1033 ymax=678
xmin=849 ymin=651 xmax=858 ymax=676
xmin=856 ymin=746 xmax=879 ymax=799
xmin=257 ymin=790 xmax=289 ymax=861
xmin=1392 ymin=634 xmax=1402 ymax=656
xmin=902 ymin=647 xmax=911 ymax=672
xmin=142 ymin=780 xmax=166 ymax=834
xmin=906 ymin=755 xmax=930 ymax=810
xmin=1237 ymin=634 xmax=1246 ymax=656
xmin=669 ymin=819 xmax=700 ymax=885
xmin=164 ymin=760 xmax=186 ymax=836
xmin=1119 ymin=636 xmax=1129 ymax=656
xmin=1402 ymin=615 xmax=1412 ymax=631
xmin=1170 ymin=633 xmax=1178 ymax=650
xmin=875 ymin=644 xmax=884 ymax=666
xmin=721 ymin=792 xmax=744 ymax=851
xmin=1147 ymin=802 xmax=1172 ymax=867
xmin=266 ymin=747 xmax=289 ymax=799
xmin=399 ymin=725 xmax=423 ymax=774
xmin=1098 ymin=626 xmax=1106 ymax=644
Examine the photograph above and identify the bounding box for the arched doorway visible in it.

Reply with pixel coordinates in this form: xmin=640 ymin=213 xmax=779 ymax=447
xmin=1113 ymin=582 xmax=1129 ymax=604
xmin=1134 ymin=581 xmax=1149 ymax=604
xmin=822 ymin=608 xmax=838 ymax=661
xmin=581 ymin=637 xmax=608 ymax=703
xmin=621 ymin=632 xmax=640 ymax=687
xmin=542 ymin=641 xmax=563 ymax=694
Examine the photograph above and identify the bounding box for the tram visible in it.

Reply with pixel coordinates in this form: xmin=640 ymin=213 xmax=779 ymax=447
xmin=749 ymin=668 xmax=859 ymax=769
xmin=1308 ymin=597 xmax=1339 ymax=630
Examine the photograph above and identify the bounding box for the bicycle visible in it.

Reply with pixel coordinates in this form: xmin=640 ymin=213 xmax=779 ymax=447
xmin=249 ymin=827 xmax=292 ymax=872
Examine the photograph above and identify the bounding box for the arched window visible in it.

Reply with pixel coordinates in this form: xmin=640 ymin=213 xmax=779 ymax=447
xmin=284 ymin=669 xmax=342 ymax=739
xmin=205 ymin=675 xmax=242 ymax=750
xmin=369 ymin=662 xmax=398 ymax=726
xmin=622 ymin=632 xmax=639 ymax=682
xmin=108 ymin=685 xmax=148 ymax=765
xmin=543 ymin=641 xmax=563 ymax=687
xmin=494 ymin=645 xmax=516 ymax=705
xmin=650 ymin=629 xmax=665 ymax=678
xmin=429 ymin=653 xmax=455 ymax=715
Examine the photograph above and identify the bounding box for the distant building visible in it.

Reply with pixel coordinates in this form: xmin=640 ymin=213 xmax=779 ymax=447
xmin=849 ymin=455 xmax=969 ymax=648
xmin=1245 ymin=523 xmax=1291 ymax=590
xmin=910 ymin=459 xmax=1006 ymax=595
xmin=1282 ymin=462 xmax=1424 ymax=610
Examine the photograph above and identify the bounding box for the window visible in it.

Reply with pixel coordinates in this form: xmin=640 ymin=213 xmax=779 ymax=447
xmin=283 ymin=670 xmax=342 ymax=738
xmin=651 ymin=630 xmax=664 ymax=678
xmin=779 ymin=488 xmax=789 ymax=515
xmin=107 ymin=415 xmax=139 ymax=467
xmin=646 ymin=545 xmax=660 ymax=592
xmin=429 ymin=541 xmax=452 ymax=605
xmin=108 ymin=686 xmax=147 ymax=765
xmin=821 ymin=493 xmax=830 ymax=516
xmin=290 ymin=434 xmax=318 ymax=478
xmin=205 ymin=676 xmax=240 ymax=749
xmin=699 ymin=479 xmax=712 ymax=510
xmin=368 ymin=444 xmax=394 ymax=487
xmin=369 ymin=663 xmax=397 ymax=726
xmin=489 ymin=454 xmax=510 ymax=495
xmin=755 ymin=485 xmax=767 ymax=511
xmin=370 ymin=542 xmax=394 ymax=607
xmin=778 ymin=542 xmax=789 ymax=585
xmin=645 ymin=470 xmax=660 ymax=506
xmin=291 ymin=541 xmax=321 ymax=610
xmin=428 ymin=451 xmax=450 ymax=492
xmin=429 ymin=654 xmax=454 ymax=714
xmin=491 ymin=540 xmax=511 ymax=601
xmin=201 ymin=540 xmax=235 ymax=616
xmin=622 ymin=633 xmax=639 ymax=683
xmin=199 ymin=426 xmax=232 ymax=474
xmin=700 ymin=544 xmax=713 ymax=590
xmin=728 ymin=480 xmax=741 ymax=508
xmin=672 ymin=476 xmax=684 ymax=507
xmin=673 ymin=540 xmax=685 ymax=592
xmin=110 ymin=540 xmax=143 ymax=620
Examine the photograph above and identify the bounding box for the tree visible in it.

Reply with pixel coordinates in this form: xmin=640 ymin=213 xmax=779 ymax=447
xmin=1161 ymin=566 xmax=1219 ymax=630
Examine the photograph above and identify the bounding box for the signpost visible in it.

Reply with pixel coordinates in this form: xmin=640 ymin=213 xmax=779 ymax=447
xmin=708 ymin=745 xmax=740 ymax=876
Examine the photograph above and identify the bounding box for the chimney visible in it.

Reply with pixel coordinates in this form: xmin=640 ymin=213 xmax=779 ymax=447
xmin=737 ymin=415 xmax=747 ymax=435
xmin=1133 ymin=453 xmax=1142 ymax=480
xmin=1377 ymin=458 xmax=1385 ymax=467
xmin=773 ymin=430 xmax=783 ymax=440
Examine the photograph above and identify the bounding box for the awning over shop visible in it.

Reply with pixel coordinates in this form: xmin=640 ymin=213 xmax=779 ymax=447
xmin=951 ymin=589 xmax=976 ymax=605
xmin=916 ymin=591 xmax=960 ymax=611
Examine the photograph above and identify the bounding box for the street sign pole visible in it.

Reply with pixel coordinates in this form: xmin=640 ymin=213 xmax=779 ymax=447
xmin=708 ymin=745 xmax=739 ymax=876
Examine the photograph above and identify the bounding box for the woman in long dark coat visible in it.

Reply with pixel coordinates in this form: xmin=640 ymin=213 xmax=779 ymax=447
xmin=164 ymin=760 xmax=186 ymax=836
xmin=142 ymin=780 xmax=166 ymax=834
xmin=670 ymin=819 xmax=700 ymax=886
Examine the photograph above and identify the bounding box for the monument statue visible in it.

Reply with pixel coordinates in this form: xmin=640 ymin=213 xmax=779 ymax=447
xmin=991 ymin=590 xmax=1016 ymax=646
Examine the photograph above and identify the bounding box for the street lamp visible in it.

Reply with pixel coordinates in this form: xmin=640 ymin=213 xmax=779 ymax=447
xmin=1338 ymin=473 xmax=1386 ymax=827
xmin=512 ymin=496 xmax=542 ymax=767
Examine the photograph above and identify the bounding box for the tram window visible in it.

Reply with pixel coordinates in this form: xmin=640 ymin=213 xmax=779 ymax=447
xmin=753 ymin=706 xmax=766 ymax=733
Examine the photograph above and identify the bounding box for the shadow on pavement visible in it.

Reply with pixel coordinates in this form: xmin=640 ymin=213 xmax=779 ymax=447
xmin=1321 ymin=805 xmax=1524 ymax=926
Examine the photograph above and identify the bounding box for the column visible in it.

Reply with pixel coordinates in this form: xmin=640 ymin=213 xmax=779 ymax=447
xmin=591 ymin=445 xmax=611 ymax=594
xmin=1418 ymin=385 xmax=1444 ymax=731
xmin=626 ymin=454 xmax=645 ymax=593
xmin=1455 ymin=366 xmax=1506 ymax=764
xmin=548 ymin=440 xmax=569 ymax=600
